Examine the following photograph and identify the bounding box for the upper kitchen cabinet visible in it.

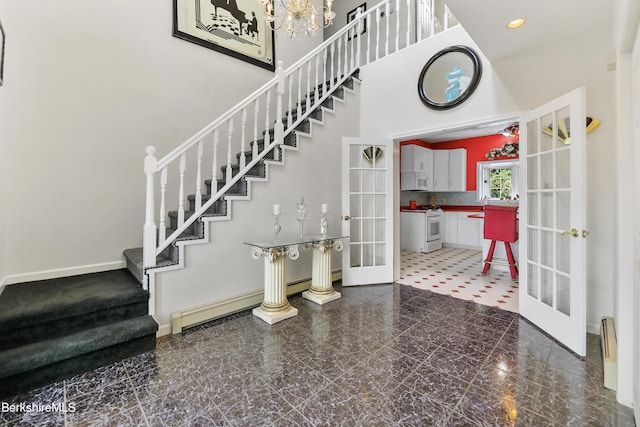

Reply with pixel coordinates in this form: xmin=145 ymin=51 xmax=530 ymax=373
xmin=401 ymin=145 xmax=432 ymax=173
xmin=401 ymin=145 xmax=434 ymax=191
xmin=449 ymin=148 xmax=467 ymax=191
xmin=433 ymin=148 xmax=467 ymax=192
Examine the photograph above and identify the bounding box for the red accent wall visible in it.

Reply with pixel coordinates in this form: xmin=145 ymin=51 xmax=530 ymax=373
xmin=400 ymin=135 xmax=519 ymax=191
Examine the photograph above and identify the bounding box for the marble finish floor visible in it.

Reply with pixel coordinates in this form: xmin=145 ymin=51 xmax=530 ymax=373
xmin=1 ymin=284 xmax=635 ymax=426
xmin=398 ymin=248 xmax=519 ymax=313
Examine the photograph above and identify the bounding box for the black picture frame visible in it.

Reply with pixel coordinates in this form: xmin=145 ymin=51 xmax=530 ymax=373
xmin=417 ymin=45 xmax=482 ymax=110
xmin=173 ymin=0 xmax=276 ymax=71
xmin=0 ymin=19 xmax=5 ymax=86
xmin=346 ymin=3 xmax=366 ymax=40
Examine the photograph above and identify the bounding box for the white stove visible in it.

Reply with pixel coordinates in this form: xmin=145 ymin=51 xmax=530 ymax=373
xmin=424 ymin=208 xmax=444 ymax=253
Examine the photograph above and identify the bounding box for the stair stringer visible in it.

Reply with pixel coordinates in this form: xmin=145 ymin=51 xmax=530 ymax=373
xmin=135 ymin=77 xmax=361 ymax=291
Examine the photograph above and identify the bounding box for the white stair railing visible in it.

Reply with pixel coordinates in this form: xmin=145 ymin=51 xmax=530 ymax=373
xmin=142 ymin=0 xmax=457 ymax=279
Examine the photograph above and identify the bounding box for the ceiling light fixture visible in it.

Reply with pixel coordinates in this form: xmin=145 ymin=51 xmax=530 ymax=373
xmin=259 ymin=0 xmax=336 ymax=37
xmin=506 ymin=18 xmax=525 ymax=29
xmin=501 ymin=123 xmax=519 ymax=137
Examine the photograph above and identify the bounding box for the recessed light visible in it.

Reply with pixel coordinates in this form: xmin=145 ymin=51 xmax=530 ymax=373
xmin=507 ymin=18 xmax=525 ymax=29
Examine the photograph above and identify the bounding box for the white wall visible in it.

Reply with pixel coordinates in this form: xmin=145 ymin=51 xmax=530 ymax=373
xmin=359 ymin=24 xmax=617 ymax=332
xmin=153 ymin=87 xmax=360 ymax=330
xmin=359 ymin=26 xmax=518 ymax=140
xmin=0 ymin=1 xmax=320 ymax=284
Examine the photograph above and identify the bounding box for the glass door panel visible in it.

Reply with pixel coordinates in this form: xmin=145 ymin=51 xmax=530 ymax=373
xmin=520 ymin=88 xmax=587 ymax=356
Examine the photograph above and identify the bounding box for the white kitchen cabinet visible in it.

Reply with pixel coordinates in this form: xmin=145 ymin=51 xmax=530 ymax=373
xmin=444 ymin=212 xmax=458 ymax=244
xmin=432 ymin=149 xmax=467 ymax=192
xmin=443 ymin=211 xmax=483 ymax=250
xmin=433 ymin=150 xmax=449 ymax=191
xmin=449 ymin=148 xmax=467 ymax=191
xmin=401 ymin=145 xmax=433 ymax=190
xmin=458 ymin=217 xmax=482 ymax=247
xmin=401 ymin=145 xmax=431 ymax=173
xmin=400 ymin=211 xmax=426 ymax=252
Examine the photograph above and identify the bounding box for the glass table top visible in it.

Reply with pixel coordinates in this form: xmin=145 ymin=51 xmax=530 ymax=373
xmin=243 ymin=234 xmax=348 ymax=250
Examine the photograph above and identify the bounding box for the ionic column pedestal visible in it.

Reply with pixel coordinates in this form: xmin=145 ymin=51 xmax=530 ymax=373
xmin=251 ymin=246 xmax=299 ymax=324
xmin=302 ymin=239 xmax=343 ymax=305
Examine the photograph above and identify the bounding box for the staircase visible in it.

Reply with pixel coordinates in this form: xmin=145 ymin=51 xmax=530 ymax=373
xmin=0 ymin=269 xmax=157 ymax=399
xmin=122 ymin=73 xmax=360 ymax=285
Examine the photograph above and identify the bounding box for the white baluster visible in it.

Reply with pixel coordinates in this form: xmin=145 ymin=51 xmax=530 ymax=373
xmin=264 ymin=90 xmax=271 ymax=148
xmin=366 ymin=11 xmax=372 ymax=64
xmin=159 ymin=167 xmax=167 ymax=244
xmin=275 ymin=61 xmax=285 ymax=149
xmin=375 ymin=9 xmax=381 ymax=61
xmin=444 ymin=4 xmax=450 ymax=30
xmin=343 ymin=33 xmax=348 ymax=76
xmin=337 ymin=38 xmax=342 ymax=80
xmin=253 ymin=99 xmax=259 ymax=160
xmin=143 ymin=146 xmax=157 ymax=269
xmin=356 ymin=8 xmax=363 ymax=68
xmin=395 ymin=0 xmax=400 ymax=51
xmin=226 ymin=117 xmax=233 ymax=184
xmin=240 ymin=108 xmax=247 ymax=169
xmin=430 ymin=0 xmax=435 ymax=37
xmin=178 ymin=153 xmax=186 ymax=227
xmin=306 ymin=61 xmax=311 ymax=112
xmin=385 ymin=2 xmax=390 ymax=56
xmin=314 ymin=54 xmax=320 ymax=104
xmin=297 ymin=67 xmax=303 ymax=120
xmin=195 ymin=140 xmax=203 ymax=211
xmin=406 ymin=0 xmax=412 ymax=46
xmin=330 ymin=43 xmax=335 ymax=90
xmin=287 ymin=74 xmax=293 ymax=129
xmin=322 ymin=49 xmax=328 ymax=96
xmin=212 ymin=128 xmax=219 ymax=183
xmin=417 ymin=0 xmax=423 ymax=42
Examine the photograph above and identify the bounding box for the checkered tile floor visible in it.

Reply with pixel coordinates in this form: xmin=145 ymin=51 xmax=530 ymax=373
xmin=398 ymin=247 xmax=519 ymax=313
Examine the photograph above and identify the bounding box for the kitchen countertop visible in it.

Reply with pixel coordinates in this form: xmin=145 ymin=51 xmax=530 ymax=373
xmin=401 ymin=205 xmax=484 ymax=212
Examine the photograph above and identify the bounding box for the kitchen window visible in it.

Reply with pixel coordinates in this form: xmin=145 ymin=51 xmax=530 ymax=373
xmin=477 ymin=160 xmax=519 ymax=201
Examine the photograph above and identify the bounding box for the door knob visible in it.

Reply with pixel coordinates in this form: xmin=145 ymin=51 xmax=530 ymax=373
xmin=561 ymin=228 xmax=579 ymax=238
xmin=343 ymin=215 xmax=354 ymax=221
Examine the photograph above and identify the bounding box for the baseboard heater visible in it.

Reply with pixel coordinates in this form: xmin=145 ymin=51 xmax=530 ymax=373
xmin=600 ymin=316 xmax=617 ymax=391
xmin=171 ymin=271 xmax=341 ymax=334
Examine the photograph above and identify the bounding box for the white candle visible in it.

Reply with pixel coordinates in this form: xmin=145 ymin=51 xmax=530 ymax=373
xmin=321 ymin=203 xmax=328 ymax=213
xmin=273 ymin=204 xmax=280 ymax=215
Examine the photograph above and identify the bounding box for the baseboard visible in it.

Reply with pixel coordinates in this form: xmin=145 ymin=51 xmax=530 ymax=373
xmin=587 ymin=321 xmax=600 ymax=335
xmin=3 ymin=261 xmax=127 ymax=285
xmin=166 ymin=271 xmax=342 ymax=336
xmin=0 ymin=276 xmax=6 ymax=298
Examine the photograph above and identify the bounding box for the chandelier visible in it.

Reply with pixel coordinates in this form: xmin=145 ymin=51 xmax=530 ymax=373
xmin=258 ymin=0 xmax=336 ymax=37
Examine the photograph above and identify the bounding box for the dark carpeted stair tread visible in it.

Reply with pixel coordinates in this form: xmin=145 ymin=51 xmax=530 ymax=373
xmin=0 ymin=270 xmax=146 ymax=333
xmin=0 ymin=316 xmax=157 ymax=379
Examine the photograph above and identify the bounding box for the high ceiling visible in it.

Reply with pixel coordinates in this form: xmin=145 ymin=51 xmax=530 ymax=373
xmin=446 ymin=0 xmax=612 ymax=62
xmin=419 ymin=0 xmax=612 ymax=143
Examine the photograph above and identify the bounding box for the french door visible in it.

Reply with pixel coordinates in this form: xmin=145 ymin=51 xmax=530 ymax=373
xmin=341 ymin=137 xmax=395 ymax=286
xmin=519 ymin=87 xmax=588 ymax=357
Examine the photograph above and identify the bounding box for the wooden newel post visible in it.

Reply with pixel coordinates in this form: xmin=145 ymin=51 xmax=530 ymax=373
xmin=274 ymin=60 xmax=285 ymax=151
xmin=143 ymin=146 xmax=158 ymax=270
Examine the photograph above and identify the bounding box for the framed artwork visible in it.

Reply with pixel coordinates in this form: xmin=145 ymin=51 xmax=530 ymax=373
xmin=0 ymin=19 xmax=5 ymax=86
xmin=417 ymin=45 xmax=482 ymax=110
xmin=173 ymin=0 xmax=275 ymax=71
xmin=346 ymin=3 xmax=366 ymax=40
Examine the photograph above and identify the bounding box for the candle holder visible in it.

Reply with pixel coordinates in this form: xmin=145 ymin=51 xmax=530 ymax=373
xmin=320 ymin=212 xmax=328 ymax=235
xmin=295 ymin=197 xmax=308 ymax=239
xmin=273 ymin=213 xmax=281 ymax=243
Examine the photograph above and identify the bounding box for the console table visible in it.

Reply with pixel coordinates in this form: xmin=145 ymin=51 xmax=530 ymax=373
xmin=244 ymin=234 xmax=346 ymax=324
